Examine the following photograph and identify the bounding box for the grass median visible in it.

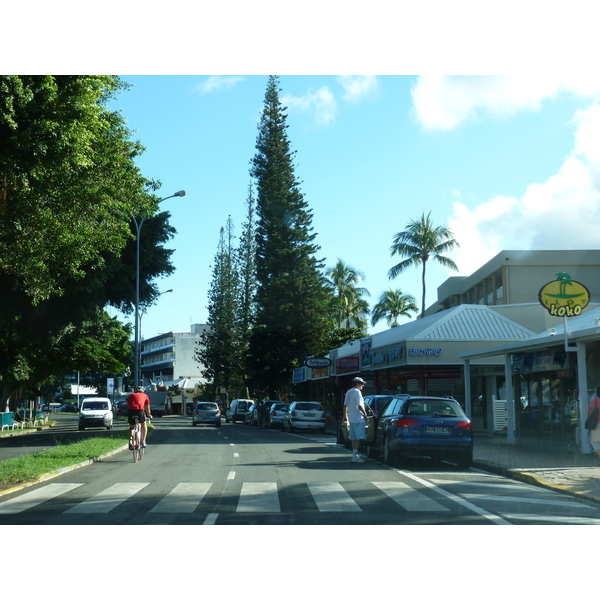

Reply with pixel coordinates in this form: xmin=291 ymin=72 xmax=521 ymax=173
xmin=0 ymin=431 xmax=130 ymax=486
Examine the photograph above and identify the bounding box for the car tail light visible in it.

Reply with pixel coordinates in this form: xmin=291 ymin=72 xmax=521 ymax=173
xmin=396 ymin=417 xmax=418 ymax=429
xmin=216 ymin=409 xmax=221 ymax=415
xmin=271 ymin=410 xmax=276 ymax=416
xmin=457 ymin=420 xmax=472 ymax=431
xmin=321 ymin=412 xmax=326 ymax=419
xmin=291 ymin=411 xmax=297 ymax=418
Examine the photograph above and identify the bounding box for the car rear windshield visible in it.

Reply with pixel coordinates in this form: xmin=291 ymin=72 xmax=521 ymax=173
xmin=295 ymin=403 xmax=322 ymax=411
xmin=406 ymin=400 xmax=466 ymax=418
xmin=197 ymin=403 xmax=217 ymax=410
xmin=82 ymin=402 xmax=109 ymax=410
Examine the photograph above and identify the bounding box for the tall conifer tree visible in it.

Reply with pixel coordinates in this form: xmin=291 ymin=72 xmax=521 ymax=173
xmin=248 ymin=76 xmax=329 ymax=397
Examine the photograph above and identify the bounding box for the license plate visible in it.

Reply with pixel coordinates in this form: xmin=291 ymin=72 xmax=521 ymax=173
xmin=423 ymin=426 xmax=451 ymax=434
xmin=304 ymin=413 xmax=315 ymax=418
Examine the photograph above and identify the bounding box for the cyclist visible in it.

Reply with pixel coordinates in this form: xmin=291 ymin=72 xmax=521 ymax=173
xmin=127 ymin=386 xmax=152 ymax=449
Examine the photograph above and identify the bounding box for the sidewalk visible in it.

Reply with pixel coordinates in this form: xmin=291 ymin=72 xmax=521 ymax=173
xmin=472 ymin=433 xmax=600 ymax=505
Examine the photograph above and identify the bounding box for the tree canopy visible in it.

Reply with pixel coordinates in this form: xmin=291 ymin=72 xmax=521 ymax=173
xmin=388 ymin=212 xmax=459 ymax=318
xmin=0 ymin=75 xmax=175 ymax=410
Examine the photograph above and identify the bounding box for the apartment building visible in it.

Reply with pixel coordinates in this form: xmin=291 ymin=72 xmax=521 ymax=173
xmin=140 ymin=323 xmax=209 ymax=388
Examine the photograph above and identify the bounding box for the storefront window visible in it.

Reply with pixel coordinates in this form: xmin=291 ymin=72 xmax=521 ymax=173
xmin=518 ymin=373 xmax=576 ymax=440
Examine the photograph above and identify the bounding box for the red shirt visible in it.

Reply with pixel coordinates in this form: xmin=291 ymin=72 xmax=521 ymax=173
xmin=127 ymin=392 xmax=150 ymax=411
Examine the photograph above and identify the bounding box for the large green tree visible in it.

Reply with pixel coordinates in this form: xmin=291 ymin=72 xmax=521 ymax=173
xmin=197 ymin=218 xmax=243 ymax=396
xmin=248 ymin=76 xmax=330 ymax=398
xmin=388 ymin=212 xmax=459 ymax=318
xmin=0 ymin=75 xmax=174 ymax=410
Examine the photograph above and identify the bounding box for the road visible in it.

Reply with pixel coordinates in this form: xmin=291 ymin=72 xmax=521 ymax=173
xmin=1 ymin=416 xmax=600 ymax=525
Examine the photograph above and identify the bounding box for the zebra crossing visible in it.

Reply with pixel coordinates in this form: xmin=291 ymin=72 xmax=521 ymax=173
xmin=1 ymin=475 xmax=599 ymax=524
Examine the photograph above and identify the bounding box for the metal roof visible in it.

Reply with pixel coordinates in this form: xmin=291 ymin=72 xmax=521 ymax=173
xmin=368 ymin=304 xmax=536 ymax=349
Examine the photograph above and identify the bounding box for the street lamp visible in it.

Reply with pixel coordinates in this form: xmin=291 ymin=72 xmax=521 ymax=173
xmin=133 ymin=191 xmax=185 ymax=389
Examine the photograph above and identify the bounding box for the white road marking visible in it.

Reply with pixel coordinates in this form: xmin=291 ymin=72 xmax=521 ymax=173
xmin=237 ymin=482 xmax=280 ymax=512
xmin=308 ymin=482 xmax=361 ymax=512
xmin=0 ymin=484 xmax=83 ymax=514
xmin=150 ymin=483 xmax=212 ymax=513
xmin=65 ymin=482 xmax=149 ymax=514
xmin=400 ymin=471 xmax=512 ymax=525
xmin=372 ymin=481 xmax=449 ymax=511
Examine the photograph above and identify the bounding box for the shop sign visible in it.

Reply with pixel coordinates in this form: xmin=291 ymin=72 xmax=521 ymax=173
xmin=371 ymin=344 xmax=404 ymax=369
xmin=304 ymin=356 xmax=331 ymax=368
xmin=335 ymin=354 xmax=360 ymax=375
xmin=292 ymin=366 xmax=306 ymax=383
xmin=310 ymin=366 xmax=329 ymax=379
xmin=513 ymin=349 xmax=570 ymax=374
xmin=538 ymin=272 xmax=590 ymax=317
xmin=360 ymin=337 xmax=372 ymax=368
xmin=408 ymin=347 xmax=443 ymax=357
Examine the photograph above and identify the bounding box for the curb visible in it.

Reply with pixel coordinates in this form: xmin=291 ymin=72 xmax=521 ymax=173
xmin=473 ymin=459 xmax=600 ymax=507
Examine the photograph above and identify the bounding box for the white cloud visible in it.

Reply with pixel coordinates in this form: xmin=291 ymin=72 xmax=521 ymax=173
xmin=194 ymin=75 xmax=243 ymax=94
xmin=282 ymin=86 xmax=337 ymax=126
xmin=412 ymin=75 xmax=600 ymax=131
xmin=337 ymin=75 xmax=378 ymax=102
xmin=447 ymin=102 xmax=600 ymax=275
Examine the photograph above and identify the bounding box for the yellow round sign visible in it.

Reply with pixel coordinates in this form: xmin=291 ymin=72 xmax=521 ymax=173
xmin=538 ymin=273 xmax=590 ymax=317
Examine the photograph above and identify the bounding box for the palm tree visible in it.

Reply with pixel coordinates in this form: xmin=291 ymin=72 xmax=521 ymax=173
xmin=388 ymin=212 xmax=459 ymax=318
xmin=325 ymin=259 xmax=370 ymax=328
xmin=371 ymin=289 xmax=418 ymax=328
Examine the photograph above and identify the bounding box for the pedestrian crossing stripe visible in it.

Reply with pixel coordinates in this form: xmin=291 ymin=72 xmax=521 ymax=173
xmin=2 ymin=480 xmax=600 ymax=524
xmin=0 ymin=483 xmax=83 ymax=514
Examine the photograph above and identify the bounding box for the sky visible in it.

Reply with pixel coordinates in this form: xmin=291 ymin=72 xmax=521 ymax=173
xmin=99 ymin=73 xmax=600 ymax=341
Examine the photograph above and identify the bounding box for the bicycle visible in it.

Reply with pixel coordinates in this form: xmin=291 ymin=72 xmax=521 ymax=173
xmin=130 ymin=417 xmax=144 ymax=463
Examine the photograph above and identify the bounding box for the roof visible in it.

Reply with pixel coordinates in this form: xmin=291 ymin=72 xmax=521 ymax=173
xmin=460 ymin=305 xmax=600 ymax=360
xmin=368 ymin=304 xmax=536 ymax=349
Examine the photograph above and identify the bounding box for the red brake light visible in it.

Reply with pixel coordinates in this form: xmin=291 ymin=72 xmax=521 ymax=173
xmin=216 ymin=409 xmax=221 ymax=415
xmin=396 ymin=417 xmax=418 ymax=429
xmin=457 ymin=420 xmax=472 ymax=431
xmin=291 ymin=411 xmax=297 ymax=417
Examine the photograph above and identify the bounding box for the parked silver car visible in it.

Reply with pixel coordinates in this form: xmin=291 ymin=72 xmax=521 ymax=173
xmin=192 ymin=402 xmax=221 ymax=427
xmin=268 ymin=402 xmax=288 ymax=428
xmin=282 ymin=401 xmax=326 ymax=433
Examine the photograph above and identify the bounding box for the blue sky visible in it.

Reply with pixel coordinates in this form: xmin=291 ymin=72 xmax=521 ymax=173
xmin=102 ymin=74 xmax=600 ymax=341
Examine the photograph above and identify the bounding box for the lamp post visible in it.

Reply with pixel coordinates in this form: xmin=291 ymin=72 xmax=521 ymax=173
xmin=133 ymin=191 xmax=185 ymax=390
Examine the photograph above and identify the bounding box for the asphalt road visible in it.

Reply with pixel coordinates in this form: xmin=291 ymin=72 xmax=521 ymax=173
xmin=2 ymin=416 xmax=600 ymax=525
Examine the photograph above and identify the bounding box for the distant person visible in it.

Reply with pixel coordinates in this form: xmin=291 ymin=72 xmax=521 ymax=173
xmin=342 ymin=377 xmax=368 ymax=463
xmin=127 ymin=386 xmax=152 ymax=449
xmin=589 ymin=385 xmax=600 ymax=464
xmin=258 ymin=400 xmax=268 ymax=428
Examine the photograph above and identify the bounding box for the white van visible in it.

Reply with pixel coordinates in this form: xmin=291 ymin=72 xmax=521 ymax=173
xmin=225 ymin=399 xmax=254 ymax=423
xmin=78 ymin=397 xmax=113 ymax=430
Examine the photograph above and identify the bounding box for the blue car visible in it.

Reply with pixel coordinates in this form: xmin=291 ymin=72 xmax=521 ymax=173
xmin=369 ymin=396 xmax=473 ymax=468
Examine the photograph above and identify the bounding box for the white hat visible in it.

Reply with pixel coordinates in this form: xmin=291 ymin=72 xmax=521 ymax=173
xmin=352 ymin=377 xmax=366 ymax=384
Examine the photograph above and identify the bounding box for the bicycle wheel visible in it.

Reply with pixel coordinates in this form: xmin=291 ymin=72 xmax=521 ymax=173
xmin=132 ymin=429 xmax=139 ymax=463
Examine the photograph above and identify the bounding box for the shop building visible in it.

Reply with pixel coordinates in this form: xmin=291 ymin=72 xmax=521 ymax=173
xmin=297 ymin=250 xmax=600 ymax=450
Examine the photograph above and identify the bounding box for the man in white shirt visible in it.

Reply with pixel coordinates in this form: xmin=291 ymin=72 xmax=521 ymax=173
xmin=342 ymin=377 xmax=368 ymax=463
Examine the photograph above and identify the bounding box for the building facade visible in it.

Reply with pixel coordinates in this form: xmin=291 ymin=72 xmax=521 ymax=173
xmin=296 ymin=250 xmax=600 ymax=450
xmin=140 ymin=323 xmax=209 ymax=388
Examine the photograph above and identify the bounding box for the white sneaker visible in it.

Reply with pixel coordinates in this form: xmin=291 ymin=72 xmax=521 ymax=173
xmin=351 ymin=455 xmax=365 ymax=463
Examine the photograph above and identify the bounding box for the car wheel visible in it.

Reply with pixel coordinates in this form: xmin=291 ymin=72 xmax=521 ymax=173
xmin=366 ymin=444 xmax=378 ymax=459
xmin=79 ymin=426 xmax=85 ymax=431
xmin=192 ymin=421 xmax=197 ymax=426
xmin=383 ymin=437 xmax=397 ymax=467
xmin=456 ymin=452 xmax=473 ymax=469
